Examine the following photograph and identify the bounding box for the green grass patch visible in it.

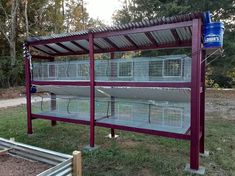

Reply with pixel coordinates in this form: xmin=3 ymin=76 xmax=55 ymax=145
xmin=0 ymin=105 xmax=234 ymax=175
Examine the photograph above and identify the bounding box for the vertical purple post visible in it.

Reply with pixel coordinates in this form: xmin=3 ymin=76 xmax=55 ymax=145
xmin=89 ymin=33 xmax=95 ymax=147
xmin=110 ymin=52 xmax=115 ymax=137
xmin=190 ymin=19 xmax=202 ymax=170
xmin=24 ymin=44 xmax=33 ymax=134
xmin=200 ymin=50 xmax=206 ymax=153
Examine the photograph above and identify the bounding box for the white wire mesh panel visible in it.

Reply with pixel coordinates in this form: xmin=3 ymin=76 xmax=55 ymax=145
xmin=31 ymin=95 xmax=190 ymax=134
xmin=57 ymin=64 xmax=67 ymax=79
xmin=32 ymin=55 xmax=191 ymax=82
xmin=31 ymin=96 xmax=111 ymax=120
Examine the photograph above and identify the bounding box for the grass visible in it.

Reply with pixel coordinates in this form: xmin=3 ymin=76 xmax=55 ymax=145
xmin=0 ymin=105 xmax=234 ymax=176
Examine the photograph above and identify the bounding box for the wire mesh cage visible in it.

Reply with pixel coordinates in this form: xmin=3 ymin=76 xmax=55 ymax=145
xmin=32 ymin=55 xmax=191 ymax=82
xmin=31 ymin=95 xmax=109 ymax=120
xmin=31 ymin=95 xmax=190 ymax=134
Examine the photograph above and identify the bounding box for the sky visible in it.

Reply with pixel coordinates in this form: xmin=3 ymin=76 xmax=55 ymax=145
xmin=85 ymin=0 xmax=123 ymax=25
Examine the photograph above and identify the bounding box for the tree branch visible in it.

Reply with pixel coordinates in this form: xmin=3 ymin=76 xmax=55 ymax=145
xmin=0 ymin=24 xmax=11 ymax=45
xmin=0 ymin=2 xmax=9 ymax=21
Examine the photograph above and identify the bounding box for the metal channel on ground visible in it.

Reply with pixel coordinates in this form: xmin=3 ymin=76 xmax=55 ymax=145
xmin=0 ymin=138 xmax=73 ymax=176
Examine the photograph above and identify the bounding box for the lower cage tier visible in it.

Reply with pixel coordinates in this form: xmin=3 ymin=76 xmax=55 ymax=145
xmin=31 ymin=95 xmax=190 ymax=134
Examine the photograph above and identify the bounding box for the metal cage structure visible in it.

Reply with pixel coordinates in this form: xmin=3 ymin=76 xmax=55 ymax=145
xmin=23 ymin=12 xmax=221 ymax=173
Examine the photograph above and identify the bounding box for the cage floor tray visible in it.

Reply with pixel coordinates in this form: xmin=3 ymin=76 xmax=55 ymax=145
xmin=96 ymin=117 xmax=190 ymax=134
xmin=38 ymin=111 xmax=91 ymax=121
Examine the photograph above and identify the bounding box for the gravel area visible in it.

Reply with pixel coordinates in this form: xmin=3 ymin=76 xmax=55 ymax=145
xmin=0 ymin=154 xmax=51 ymax=176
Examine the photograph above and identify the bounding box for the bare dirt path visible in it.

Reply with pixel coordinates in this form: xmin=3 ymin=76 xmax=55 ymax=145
xmin=0 ymin=97 xmax=44 ymax=109
xmin=0 ymin=97 xmax=27 ymax=109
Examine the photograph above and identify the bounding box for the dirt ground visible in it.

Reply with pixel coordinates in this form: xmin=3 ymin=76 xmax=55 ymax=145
xmin=0 ymin=87 xmax=24 ymax=100
xmin=0 ymin=154 xmax=51 ymax=176
xmin=206 ymin=89 xmax=235 ymax=120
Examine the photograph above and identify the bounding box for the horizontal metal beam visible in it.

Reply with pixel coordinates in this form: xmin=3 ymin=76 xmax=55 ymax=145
xmin=31 ymin=55 xmax=54 ymax=60
xmin=94 ymin=21 xmax=193 ymax=38
xmin=0 ymin=137 xmax=71 ymax=163
xmin=28 ymin=21 xmax=192 ymax=48
xmin=32 ymin=81 xmax=90 ymax=86
xmin=32 ymin=114 xmax=90 ymax=126
xmin=95 ymin=82 xmax=191 ymax=88
xmin=32 ymin=81 xmax=190 ymax=88
xmin=95 ymin=122 xmax=191 ymax=140
xmin=28 ymin=35 xmax=88 ymax=46
xmin=49 ymin=41 xmax=191 ymax=57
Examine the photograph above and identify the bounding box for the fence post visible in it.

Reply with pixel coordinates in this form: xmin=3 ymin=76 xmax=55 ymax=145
xmin=73 ymin=151 xmax=82 ymax=176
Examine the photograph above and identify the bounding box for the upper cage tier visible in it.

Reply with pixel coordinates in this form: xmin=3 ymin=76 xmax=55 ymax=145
xmin=32 ymin=55 xmax=191 ymax=82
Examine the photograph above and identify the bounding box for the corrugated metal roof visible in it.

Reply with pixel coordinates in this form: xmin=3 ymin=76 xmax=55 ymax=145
xmin=26 ymin=12 xmax=203 ymax=56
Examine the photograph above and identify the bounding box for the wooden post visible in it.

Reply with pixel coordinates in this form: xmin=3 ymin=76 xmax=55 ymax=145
xmin=73 ymin=151 xmax=82 ymax=176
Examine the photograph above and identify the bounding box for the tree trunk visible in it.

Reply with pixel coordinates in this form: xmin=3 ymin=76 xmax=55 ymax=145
xmin=10 ymin=43 xmax=16 ymax=65
xmin=0 ymin=0 xmax=19 ymax=66
xmin=10 ymin=0 xmax=19 ymax=66
xmin=24 ymin=0 xmax=29 ymax=37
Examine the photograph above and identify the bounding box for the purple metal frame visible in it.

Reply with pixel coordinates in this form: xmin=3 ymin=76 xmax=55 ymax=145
xmin=50 ymin=57 xmax=57 ymax=126
xmin=190 ymin=19 xmax=202 ymax=170
xmin=31 ymin=81 xmax=90 ymax=86
xmin=25 ymin=17 xmax=205 ymax=171
xmin=32 ymin=114 xmax=90 ymax=125
xmin=89 ymin=33 xmax=95 ymax=147
xmin=94 ymin=21 xmax=192 ymax=38
xmin=110 ymin=52 xmax=115 ymax=138
xmin=31 ymin=55 xmax=54 ymax=60
xmin=95 ymin=82 xmax=191 ymax=88
xmin=200 ymin=50 xmax=206 ymax=154
xmin=95 ymin=121 xmax=191 ymax=140
xmin=39 ymin=42 xmax=191 ymax=57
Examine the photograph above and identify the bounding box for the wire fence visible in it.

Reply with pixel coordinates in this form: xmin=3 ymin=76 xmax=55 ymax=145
xmin=32 ymin=55 xmax=191 ymax=82
xmin=31 ymin=95 xmax=190 ymax=133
